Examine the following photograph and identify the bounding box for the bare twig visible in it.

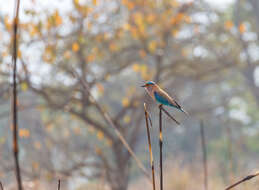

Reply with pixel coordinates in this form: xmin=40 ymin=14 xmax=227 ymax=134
xmin=71 ymin=70 xmax=151 ymax=181
xmin=159 ymin=105 xmax=163 ymax=190
xmin=0 ymin=181 xmax=3 ymax=190
xmin=11 ymin=0 xmax=22 ymax=189
xmin=58 ymin=180 xmax=60 ymax=190
xmin=200 ymin=120 xmax=208 ymax=190
xmin=225 ymin=172 xmax=259 ymax=190
xmin=160 ymin=106 xmax=180 ymax=125
xmin=144 ymin=103 xmax=156 ymax=190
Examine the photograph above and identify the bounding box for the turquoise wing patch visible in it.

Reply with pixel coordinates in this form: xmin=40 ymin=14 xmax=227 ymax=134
xmin=154 ymin=92 xmax=171 ymax=106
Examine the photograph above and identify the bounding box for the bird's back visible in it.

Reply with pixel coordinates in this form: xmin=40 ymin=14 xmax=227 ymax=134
xmin=154 ymin=87 xmax=181 ymax=109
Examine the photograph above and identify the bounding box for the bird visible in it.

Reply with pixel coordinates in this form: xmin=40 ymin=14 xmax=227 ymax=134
xmin=141 ymin=81 xmax=188 ymax=115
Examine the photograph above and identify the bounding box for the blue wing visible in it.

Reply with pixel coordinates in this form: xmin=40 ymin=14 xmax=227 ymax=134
xmin=154 ymin=91 xmax=180 ymax=109
xmin=154 ymin=90 xmax=188 ymax=115
xmin=154 ymin=91 xmax=172 ymax=106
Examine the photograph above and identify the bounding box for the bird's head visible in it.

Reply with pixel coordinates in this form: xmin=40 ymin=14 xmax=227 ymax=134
xmin=141 ymin=81 xmax=156 ymax=90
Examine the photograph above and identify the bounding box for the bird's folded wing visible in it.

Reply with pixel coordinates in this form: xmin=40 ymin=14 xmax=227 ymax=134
xmin=157 ymin=89 xmax=182 ymax=109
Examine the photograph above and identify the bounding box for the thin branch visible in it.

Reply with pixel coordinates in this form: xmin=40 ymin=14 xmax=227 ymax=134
xmin=159 ymin=104 xmax=163 ymax=190
xmin=71 ymin=70 xmax=151 ymax=182
xmin=225 ymin=172 xmax=259 ymax=190
xmin=11 ymin=0 xmax=22 ymax=189
xmin=144 ymin=103 xmax=156 ymax=190
xmin=57 ymin=180 xmax=60 ymax=190
xmin=160 ymin=106 xmax=180 ymax=125
xmin=0 ymin=181 xmax=3 ymax=190
xmin=200 ymin=120 xmax=208 ymax=190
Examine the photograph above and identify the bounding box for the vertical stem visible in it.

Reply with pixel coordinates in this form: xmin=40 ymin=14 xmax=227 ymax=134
xmin=226 ymin=124 xmax=233 ymax=183
xmin=144 ymin=103 xmax=156 ymax=190
xmin=200 ymin=120 xmax=208 ymax=190
xmin=12 ymin=0 xmax=22 ymax=190
xmin=159 ymin=105 xmax=163 ymax=190
xmin=58 ymin=180 xmax=61 ymax=190
xmin=0 ymin=181 xmax=3 ymax=190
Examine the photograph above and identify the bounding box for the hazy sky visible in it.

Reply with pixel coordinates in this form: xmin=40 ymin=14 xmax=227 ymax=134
xmin=0 ymin=0 xmax=235 ymax=17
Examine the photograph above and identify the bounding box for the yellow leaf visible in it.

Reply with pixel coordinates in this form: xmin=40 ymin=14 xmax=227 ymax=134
xmin=171 ymin=29 xmax=179 ymax=37
xmin=21 ymin=82 xmax=28 ymax=92
xmin=140 ymin=64 xmax=149 ymax=80
xmin=19 ymin=129 xmax=30 ymax=138
xmin=18 ymin=50 xmax=22 ymax=58
xmin=4 ymin=16 xmax=11 ymax=31
xmin=122 ymin=0 xmax=134 ymax=10
xmin=123 ymin=23 xmax=130 ymax=31
xmin=140 ymin=64 xmax=147 ymax=73
xmin=109 ymin=43 xmax=119 ymax=52
xmin=130 ymin=26 xmax=138 ymax=39
xmin=146 ymin=14 xmax=156 ymax=24
xmin=133 ymin=12 xmax=143 ymax=26
xmin=170 ymin=17 xmax=176 ymax=25
xmin=170 ymin=0 xmax=179 ymax=8
xmin=64 ymin=50 xmax=71 ymax=59
xmin=184 ymin=15 xmax=191 ymax=23
xmin=86 ymin=54 xmax=95 ymax=62
xmin=97 ymin=130 xmax=104 ymax=140
xmin=176 ymin=13 xmax=185 ymax=23
xmin=148 ymin=41 xmax=157 ymax=53
xmin=122 ymin=97 xmax=130 ymax=107
xmin=103 ymin=33 xmax=110 ymax=40
xmin=123 ymin=115 xmax=131 ymax=124
xmin=96 ymin=83 xmax=104 ymax=94
xmin=132 ymin=63 xmax=140 ymax=72
xmin=74 ymin=0 xmax=79 ymax=5
xmin=72 ymin=42 xmax=80 ymax=52
xmin=224 ymin=21 xmax=233 ymax=30
xmin=54 ymin=10 xmax=62 ymax=26
xmin=92 ymin=0 xmax=98 ymax=6
xmin=30 ymin=25 xmax=38 ymax=36
xmin=239 ymin=23 xmax=246 ymax=34
xmin=2 ymin=51 xmax=8 ymax=57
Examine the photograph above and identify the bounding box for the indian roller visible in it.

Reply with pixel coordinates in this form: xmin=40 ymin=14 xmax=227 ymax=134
xmin=141 ymin=81 xmax=188 ymax=115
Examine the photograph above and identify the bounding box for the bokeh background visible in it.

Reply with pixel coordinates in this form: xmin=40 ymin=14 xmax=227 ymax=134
xmin=0 ymin=0 xmax=259 ymax=189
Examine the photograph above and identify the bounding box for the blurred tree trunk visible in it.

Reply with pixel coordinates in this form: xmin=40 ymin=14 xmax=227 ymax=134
xmin=110 ymin=141 xmax=129 ymax=190
xmin=250 ymin=0 xmax=259 ymax=32
xmin=234 ymin=0 xmax=259 ymax=107
xmin=242 ymin=66 xmax=259 ymax=107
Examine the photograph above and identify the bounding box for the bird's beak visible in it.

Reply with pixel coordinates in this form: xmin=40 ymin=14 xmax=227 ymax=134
xmin=141 ymin=84 xmax=146 ymax=87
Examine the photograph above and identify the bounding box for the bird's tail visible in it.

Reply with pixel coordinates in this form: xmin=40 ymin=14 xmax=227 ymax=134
xmin=180 ymin=108 xmax=189 ymax=116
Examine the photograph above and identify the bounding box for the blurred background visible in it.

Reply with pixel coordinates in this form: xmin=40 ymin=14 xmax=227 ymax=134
xmin=0 ymin=0 xmax=259 ymax=189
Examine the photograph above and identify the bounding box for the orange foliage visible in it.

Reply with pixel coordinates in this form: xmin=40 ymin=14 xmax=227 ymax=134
xmin=54 ymin=11 xmax=62 ymax=26
xmin=72 ymin=42 xmax=80 ymax=52
xmin=132 ymin=63 xmax=140 ymax=72
xmin=122 ymin=97 xmax=130 ymax=107
xmin=224 ymin=20 xmax=233 ymax=30
xmin=19 ymin=129 xmax=30 ymax=138
xmin=239 ymin=23 xmax=246 ymax=34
